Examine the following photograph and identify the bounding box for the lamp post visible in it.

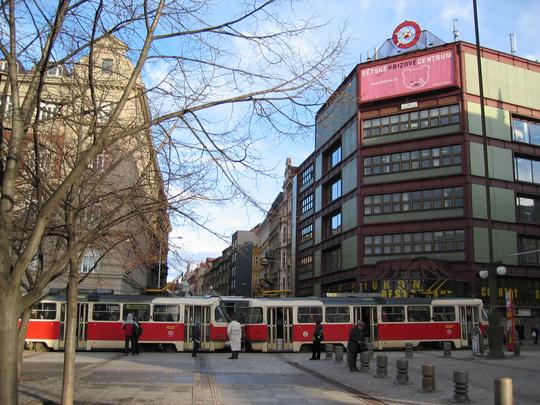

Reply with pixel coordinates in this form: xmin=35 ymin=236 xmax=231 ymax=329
xmin=479 ymin=263 xmax=507 ymax=358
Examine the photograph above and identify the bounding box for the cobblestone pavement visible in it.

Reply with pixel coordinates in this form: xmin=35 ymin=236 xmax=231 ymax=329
xmin=18 ymin=344 xmax=540 ymax=405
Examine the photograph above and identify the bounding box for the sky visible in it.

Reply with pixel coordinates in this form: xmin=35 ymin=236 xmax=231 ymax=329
xmin=168 ymin=0 xmax=540 ymax=279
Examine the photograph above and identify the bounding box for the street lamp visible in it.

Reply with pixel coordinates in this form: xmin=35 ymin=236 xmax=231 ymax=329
xmin=479 ymin=263 xmax=507 ymax=359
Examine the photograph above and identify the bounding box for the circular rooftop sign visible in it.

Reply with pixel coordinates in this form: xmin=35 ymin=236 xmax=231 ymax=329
xmin=392 ymin=21 xmax=421 ymax=49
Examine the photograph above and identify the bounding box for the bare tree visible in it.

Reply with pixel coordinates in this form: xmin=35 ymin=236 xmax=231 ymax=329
xmin=0 ymin=1 xmax=345 ymax=403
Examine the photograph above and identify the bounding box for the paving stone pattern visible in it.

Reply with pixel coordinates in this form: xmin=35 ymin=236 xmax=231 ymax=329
xmin=18 ymin=345 xmax=540 ymax=405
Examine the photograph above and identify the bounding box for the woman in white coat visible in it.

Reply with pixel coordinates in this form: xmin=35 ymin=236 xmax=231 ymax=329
xmin=227 ymin=315 xmax=242 ymax=359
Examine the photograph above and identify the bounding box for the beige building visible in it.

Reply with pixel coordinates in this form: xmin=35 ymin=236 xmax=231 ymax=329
xmin=1 ymin=36 xmax=169 ymax=294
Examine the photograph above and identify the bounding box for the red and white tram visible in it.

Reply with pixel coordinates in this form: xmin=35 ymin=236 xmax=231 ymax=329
xmin=24 ymin=295 xmax=487 ymax=352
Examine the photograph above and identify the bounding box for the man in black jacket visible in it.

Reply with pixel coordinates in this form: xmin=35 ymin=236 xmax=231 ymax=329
xmin=310 ymin=319 xmax=324 ymax=360
xmin=347 ymin=322 xmax=366 ymax=372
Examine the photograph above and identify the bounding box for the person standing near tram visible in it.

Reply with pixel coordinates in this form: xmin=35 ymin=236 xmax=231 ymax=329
xmin=310 ymin=319 xmax=324 ymax=360
xmin=122 ymin=313 xmax=140 ymax=355
xmin=227 ymin=315 xmax=242 ymax=359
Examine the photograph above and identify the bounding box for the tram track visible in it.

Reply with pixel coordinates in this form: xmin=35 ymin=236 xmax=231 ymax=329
xmin=281 ymin=357 xmax=389 ymax=405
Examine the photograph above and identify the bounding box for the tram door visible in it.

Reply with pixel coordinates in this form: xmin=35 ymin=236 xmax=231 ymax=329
xmin=184 ymin=305 xmax=211 ymax=351
xmin=59 ymin=303 xmax=66 ymax=350
xmin=267 ymin=307 xmax=293 ymax=351
xmin=77 ymin=303 xmax=89 ymax=350
xmin=353 ymin=306 xmax=378 ymax=346
xmin=459 ymin=305 xmax=476 ymax=346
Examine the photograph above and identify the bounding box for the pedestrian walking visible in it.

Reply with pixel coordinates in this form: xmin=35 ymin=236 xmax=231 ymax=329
xmin=122 ymin=313 xmax=140 ymax=355
xmin=516 ymin=320 xmax=525 ymax=345
xmin=192 ymin=321 xmax=201 ymax=357
xmin=310 ymin=319 xmax=324 ymax=360
xmin=532 ymin=326 xmax=539 ymax=345
xmin=347 ymin=322 xmax=366 ymax=372
xmin=227 ymin=315 xmax=242 ymax=359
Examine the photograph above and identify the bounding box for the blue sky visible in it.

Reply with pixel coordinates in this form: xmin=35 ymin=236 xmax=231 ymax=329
xmin=170 ymin=0 xmax=540 ymax=278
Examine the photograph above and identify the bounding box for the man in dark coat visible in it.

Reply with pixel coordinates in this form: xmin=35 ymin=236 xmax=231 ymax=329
xmin=516 ymin=320 xmax=525 ymax=345
xmin=347 ymin=322 xmax=366 ymax=372
xmin=310 ymin=319 xmax=324 ymax=360
xmin=192 ymin=321 xmax=201 ymax=357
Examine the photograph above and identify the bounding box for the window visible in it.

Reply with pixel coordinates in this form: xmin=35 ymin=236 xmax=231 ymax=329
xmin=364 ymin=145 xmax=461 ymax=176
xmin=300 ymin=224 xmax=313 ymax=243
xmin=516 ymin=195 xmax=540 ymax=224
xmin=512 ymin=117 xmax=540 ymax=146
xmin=102 ymin=58 xmax=113 ymax=74
xmin=46 ymin=65 xmax=63 ymax=76
xmin=38 ymin=101 xmax=58 ymax=120
xmin=214 ymin=306 xmax=229 ymax=322
xmin=330 ymin=178 xmax=342 ymax=202
xmin=325 ymin=306 xmax=350 ymax=323
xmin=301 ymin=165 xmax=314 ymax=185
xmin=301 ymin=194 xmax=313 ymax=214
xmin=364 ymin=187 xmax=463 ymax=215
xmin=123 ymin=304 xmax=150 ymax=321
xmin=92 ymin=304 xmax=120 ymax=321
xmin=97 ymin=102 xmax=115 ymax=124
xmin=331 ymin=212 xmax=341 ymax=234
xmin=407 ymin=306 xmax=430 ymax=322
xmin=0 ymin=95 xmax=12 ymax=116
xmin=518 ymin=236 xmax=540 ymax=265
xmin=91 ymin=152 xmax=107 ymax=172
xmin=363 ymin=104 xmax=460 ymax=139
xmin=381 ymin=306 xmax=405 ymax=322
xmin=0 ymin=61 xmax=6 ymax=71
xmin=153 ymin=304 xmax=180 ymax=322
xmin=298 ymin=306 xmax=323 ymax=323
xmin=364 ymin=229 xmax=464 ymax=256
xmin=298 ymin=255 xmax=313 ymax=275
xmin=247 ymin=307 xmax=263 ymax=323
xmin=328 ymin=143 xmax=342 ymax=169
xmin=515 ymin=155 xmax=540 ymax=184
xmin=322 ymin=245 xmax=341 ymax=273
xmin=80 ymin=249 xmax=100 ymax=273
xmin=433 ymin=306 xmax=456 ymax=321
xmin=31 ymin=302 xmax=56 ymax=320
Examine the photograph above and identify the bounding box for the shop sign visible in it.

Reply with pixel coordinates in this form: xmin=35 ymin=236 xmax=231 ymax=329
xmin=359 ymin=49 xmax=456 ymax=102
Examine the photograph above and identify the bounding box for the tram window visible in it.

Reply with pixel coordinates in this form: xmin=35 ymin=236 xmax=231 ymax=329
xmin=31 ymin=302 xmax=56 ymax=320
xmin=153 ymin=305 xmax=179 ymax=322
xmin=92 ymin=304 xmax=120 ymax=321
xmin=123 ymin=304 xmax=150 ymax=321
xmin=381 ymin=306 xmax=405 ymax=322
xmin=325 ymin=306 xmax=350 ymax=323
xmin=247 ymin=307 xmax=263 ymax=323
xmin=407 ymin=306 xmax=430 ymax=322
xmin=298 ymin=306 xmax=323 ymax=323
xmin=214 ymin=306 xmax=228 ymax=323
xmin=433 ymin=306 xmax=456 ymax=321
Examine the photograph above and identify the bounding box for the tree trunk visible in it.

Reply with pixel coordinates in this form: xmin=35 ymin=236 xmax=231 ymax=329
xmin=0 ymin=289 xmax=22 ymax=405
xmin=61 ymin=266 xmax=79 ymax=405
xmin=17 ymin=307 xmax=31 ymax=381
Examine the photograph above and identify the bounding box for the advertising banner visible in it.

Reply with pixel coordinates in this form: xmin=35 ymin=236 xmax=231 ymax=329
xmin=359 ymin=49 xmax=456 ymax=102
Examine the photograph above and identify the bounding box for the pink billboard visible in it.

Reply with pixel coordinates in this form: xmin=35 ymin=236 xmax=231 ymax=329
xmin=359 ymin=49 xmax=456 ymax=102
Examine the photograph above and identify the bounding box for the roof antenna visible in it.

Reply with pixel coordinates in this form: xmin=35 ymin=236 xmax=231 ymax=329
xmin=453 ymin=19 xmax=460 ymax=41
xmin=509 ymin=33 xmax=517 ymax=55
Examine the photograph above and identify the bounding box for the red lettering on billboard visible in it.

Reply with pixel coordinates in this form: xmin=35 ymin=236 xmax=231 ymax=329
xmin=359 ymin=50 xmax=456 ymax=102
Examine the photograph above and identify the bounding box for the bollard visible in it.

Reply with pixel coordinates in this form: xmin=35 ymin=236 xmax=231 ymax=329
xmin=335 ymin=345 xmax=344 ymax=362
xmin=494 ymin=378 xmax=513 ymax=405
xmin=443 ymin=341 xmax=452 ymax=357
xmin=421 ymin=364 xmax=436 ymax=393
xmin=453 ymin=370 xmax=470 ymax=403
xmin=513 ymin=341 xmax=520 ymax=357
xmin=396 ymin=359 xmax=409 ymax=385
xmin=324 ymin=343 xmax=334 ymax=360
xmin=405 ymin=342 xmax=413 ymax=358
xmin=375 ymin=354 xmax=388 ymax=378
xmin=360 ymin=351 xmax=370 ymax=372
